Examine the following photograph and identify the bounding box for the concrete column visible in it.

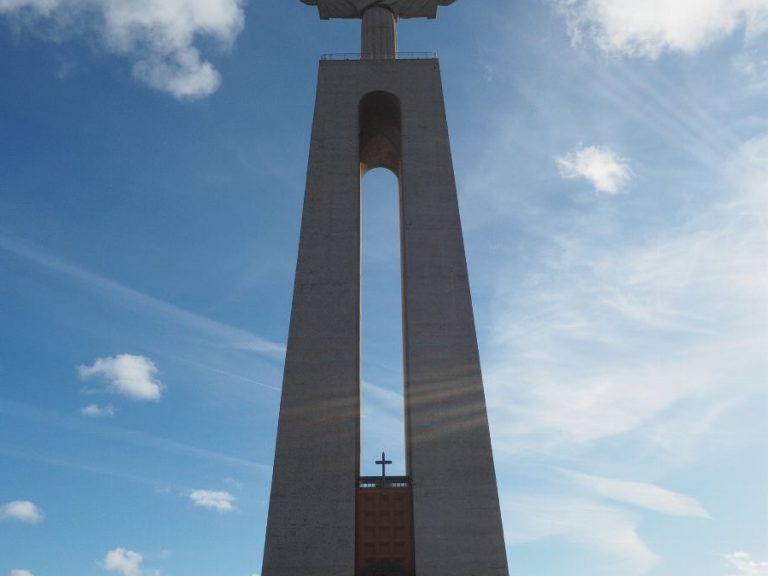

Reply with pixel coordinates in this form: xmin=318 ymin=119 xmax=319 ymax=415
xmin=362 ymin=7 xmax=397 ymax=59
xmin=398 ymin=61 xmax=509 ymax=576
xmin=261 ymin=62 xmax=361 ymax=576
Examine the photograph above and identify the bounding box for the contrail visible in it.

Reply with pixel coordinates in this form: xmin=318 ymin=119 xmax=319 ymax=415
xmin=0 ymin=232 xmax=286 ymax=359
xmin=0 ymin=398 xmax=271 ymax=473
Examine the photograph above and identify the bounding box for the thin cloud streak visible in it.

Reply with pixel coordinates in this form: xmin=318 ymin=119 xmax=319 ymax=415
xmin=0 ymin=440 xmax=173 ymax=489
xmin=0 ymin=234 xmax=285 ymax=359
xmin=586 ymin=62 xmax=741 ymax=166
xmin=0 ymin=397 xmax=269 ymax=472
xmin=172 ymin=355 xmax=281 ymax=393
xmin=565 ymin=470 xmax=711 ymax=518
xmin=503 ymin=494 xmax=660 ymax=573
xmin=726 ymin=551 xmax=768 ymax=576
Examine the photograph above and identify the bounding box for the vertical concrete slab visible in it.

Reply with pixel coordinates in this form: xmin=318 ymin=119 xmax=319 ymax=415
xmin=261 ymin=63 xmax=362 ymax=576
xmin=398 ymin=61 xmax=509 ymax=576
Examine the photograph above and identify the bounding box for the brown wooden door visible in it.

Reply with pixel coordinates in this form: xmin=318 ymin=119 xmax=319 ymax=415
xmin=356 ymin=486 xmax=414 ymax=576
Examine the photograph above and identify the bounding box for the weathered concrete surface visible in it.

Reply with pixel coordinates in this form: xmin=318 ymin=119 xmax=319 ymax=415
xmin=362 ymin=7 xmax=397 ymax=59
xmin=261 ymin=59 xmax=362 ymax=576
xmin=397 ymin=61 xmax=508 ymax=576
xmin=262 ymin=59 xmax=508 ymax=576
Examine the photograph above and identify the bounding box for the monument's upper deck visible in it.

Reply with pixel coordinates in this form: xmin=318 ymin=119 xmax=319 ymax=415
xmin=302 ymin=0 xmax=456 ymax=20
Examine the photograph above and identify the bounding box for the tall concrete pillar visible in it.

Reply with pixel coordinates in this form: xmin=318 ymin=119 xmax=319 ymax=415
xmin=263 ymin=3 xmax=508 ymax=576
xmin=362 ymin=7 xmax=397 ymax=59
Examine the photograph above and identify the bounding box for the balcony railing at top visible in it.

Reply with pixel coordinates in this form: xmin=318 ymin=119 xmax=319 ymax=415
xmin=358 ymin=476 xmax=411 ymax=489
xmin=321 ymin=52 xmax=437 ymax=61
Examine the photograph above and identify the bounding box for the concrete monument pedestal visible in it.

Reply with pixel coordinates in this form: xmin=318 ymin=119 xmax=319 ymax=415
xmin=262 ymin=4 xmax=508 ymax=575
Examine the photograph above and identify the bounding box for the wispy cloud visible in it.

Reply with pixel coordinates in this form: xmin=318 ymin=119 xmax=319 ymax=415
xmin=556 ymin=145 xmax=632 ymax=194
xmin=0 ymin=440 xmax=175 ymax=489
xmin=188 ymin=489 xmax=235 ymax=512
xmin=727 ymin=552 xmax=768 ymax=576
xmin=475 ymin=88 xmax=766 ymax=570
xmin=172 ymin=355 xmax=281 ymax=393
xmin=0 ymin=500 xmax=44 ymax=524
xmin=0 ymin=398 xmax=269 ymax=473
xmin=79 ymin=355 xmax=163 ymax=402
xmin=487 ymin=133 xmax=768 ymax=456
xmin=81 ymin=403 xmax=116 ymax=418
xmin=0 ymin=0 xmax=246 ymax=99
xmin=0 ymin=235 xmax=285 ymax=359
xmin=566 ymin=470 xmax=710 ymax=517
xmin=728 ymin=133 xmax=768 ymax=210
xmin=735 ymin=40 xmax=768 ymax=92
xmin=11 ymin=570 xmax=34 ymax=576
xmin=556 ymin=0 xmax=768 ymax=58
xmin=103 ymin=548 xmax=144 ymax=576
xmin=503 ymin=494 xmax=660 ymax=573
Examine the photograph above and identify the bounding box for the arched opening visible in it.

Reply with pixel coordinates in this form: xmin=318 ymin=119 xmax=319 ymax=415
xmin=359 ymin=167 xmax=405 ymax=477
xmin=359 ymin=90 xmax=405 ymax=477
xmin=360 ymin=91 xmax=401 ymax=174
xmin=356 ymin=91 xmax=414 ymax=576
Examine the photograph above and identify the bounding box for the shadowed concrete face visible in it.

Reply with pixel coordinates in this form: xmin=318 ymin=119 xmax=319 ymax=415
xmin=262 ymin=57 xmax=509 ymax=576
xmin=362 ymin=7 xmax=397 ymax=59
xmin=360 ymin=91 xmax=401 ymax=172
xmin=301 ymin=0 xmax=457 ymax=19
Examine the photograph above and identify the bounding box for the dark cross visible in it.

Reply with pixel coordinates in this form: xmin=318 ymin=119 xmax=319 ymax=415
xmin=375 ymin=451 xmax=392 ymax=480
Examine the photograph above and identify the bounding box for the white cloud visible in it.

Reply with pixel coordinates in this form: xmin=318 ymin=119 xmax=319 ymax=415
xmin=504 ymin=495 xmax=660 ymax=573
xmin=10 ymin=570 xmax=34 ymax=576
xmin=557 ymin=0 xmax=768 ymax=58
xmin=556 ymin=145 xmax=632 ymax=194
xmin=0 ymin=0 xmax=245 ymax=99
xmin=103 ymin=548 xmax=143 ymax=576
xmin=81 ymin=403 xmax=116 ymax=417
xmin=727 ymin=552 xmax=768 ymax=576
xmin=79 ymin=354 xmax=163 ymax=401
xmin=189 ymin=489 xmax=235 ymax=512
xmin=0 ymin=500 xmax=44 ymax=523
xmin=567 ymin=470 xmax=710 ymax=517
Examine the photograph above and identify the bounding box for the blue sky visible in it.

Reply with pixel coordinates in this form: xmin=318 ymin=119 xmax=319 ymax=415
xmin=0 ymin=1 xmax=766 ymax=575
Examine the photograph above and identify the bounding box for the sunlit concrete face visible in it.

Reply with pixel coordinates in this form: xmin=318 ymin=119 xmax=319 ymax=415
xmin=262 ymin=3 xmax=507 ymax=575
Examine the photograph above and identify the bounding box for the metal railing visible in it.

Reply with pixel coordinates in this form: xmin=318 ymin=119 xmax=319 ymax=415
xmin=358 ymin=476 xmax=412 ymax=488
xmin=321 ymin=52 xmax=436 ymax=61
